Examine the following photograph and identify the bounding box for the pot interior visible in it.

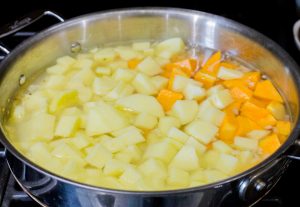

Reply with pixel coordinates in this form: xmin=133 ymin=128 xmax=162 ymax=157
xmin=0 ymin=8 xmax=299 ymax=188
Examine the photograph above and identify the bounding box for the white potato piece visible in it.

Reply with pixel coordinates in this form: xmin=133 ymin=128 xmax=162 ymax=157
xmin=132 ymin=73 xmax=157 ymax=95
xmin=144 ymin=141 xmax=178 ymax=163
xmin=94 ymin=48 xmax=117 ymax=63
xmin=93 ymin=77 xmax=116 ymax=96
xmin=54 ymin=115 xmax=80 ymax=137
xmin=85 ymin=101 xmax=128 ymax=136
xmin=246 ymin=130 xmax=271 ymax=140
xmin=158 ymin=116 xmax=181 ymax=135
xmin=85 ymin=144 xmax=112 ymax=168
xmin=49 ymin=90 xmax=78 ymax=113
xmin=217 ymin=66 xmax=244 ymax=80
xmin=183 ymin=83 xmax=206 ymax=100
xmin=104 ymin=82 xmax=134 ymax=101
xmin=112 ymin=68 xmax=136 ymax=82
xmin=207 ymin=85 xmax=225 ymax=96
xmin=167 ymin=167 xmax=190 ymax=187
xmin=186 ymin=137 xmax=207 ymax=155
xmin=116 ymin=94 xmax=164 ymax=117
xmin=170 ymin=145 xmax=199 ymax=171
xmin=151 ymin=75 xmax=168 ymax=91
xmin=16 ymin=112 xmax=55 ymax=141
xmin=212 ymin=140 xmax=233 ymax=154
xmin=95 ymin=67 xmax=111 ymax=76
xmin=155 ymin=38 xmax=185 ymax=59
xmin=234 ymin=136 xmax=258 ymax=150
xmin=115 ymin=47 xmax=139 ymax=61
xmin=210 ymin=89 xmax=233 ymax=109
xmin=103 ymin=159 xmax=126 ymax=176
xmin=197 ymin=100 xmax=225 ymax=126
xmin=138 ymin=158 xmax=167 ymax=178
xmin=119 ymin=166 xmax=143 ymax=187
xmin=134 ymin=113 xmax=158 ymax=130
xmin=214 ymin=153 xmax=238 ymax=174
xmin=167 ymin=127 xmax=189 ymax=144
xmin=136 ymin=57 xmax=162 ymax=76
xmin=171 ymin=100 xmax=198 ymax=125
xmin=185 ymin=120 xmax=218 ymax=144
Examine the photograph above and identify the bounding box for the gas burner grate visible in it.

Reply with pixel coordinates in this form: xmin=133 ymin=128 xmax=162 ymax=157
xmin=1 ymin=174 xmax=41 ymax=207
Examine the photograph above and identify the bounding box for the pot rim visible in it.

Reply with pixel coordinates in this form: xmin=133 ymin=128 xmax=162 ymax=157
xmin=1 ymin=7 xmax=300 ymax=195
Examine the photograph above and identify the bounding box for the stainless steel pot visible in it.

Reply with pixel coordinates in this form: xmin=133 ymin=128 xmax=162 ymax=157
xmin=1 ymin=8 xmax=300 ymax=207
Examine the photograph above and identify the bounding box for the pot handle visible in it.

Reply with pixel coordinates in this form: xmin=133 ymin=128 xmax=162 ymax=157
xmin=0 ymin=10 xmax=64 ymax=40
xmin=293 ymin=19 xmax=300 ymax=50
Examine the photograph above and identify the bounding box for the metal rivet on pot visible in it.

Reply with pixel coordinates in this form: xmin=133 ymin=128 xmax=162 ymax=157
xmin=19 ymin=74 xmax=26 ymax=86
xmin=254 ymin=179 xmax=267 ymax=192
xmin=70 ymin=42 xmax=81 ymax=53
xmin=261 ymin=74 xmax=268 ymax=80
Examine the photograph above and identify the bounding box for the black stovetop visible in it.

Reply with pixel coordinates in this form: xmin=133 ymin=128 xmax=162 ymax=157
xmin=1 ymin=0 xmax=300 ymax=206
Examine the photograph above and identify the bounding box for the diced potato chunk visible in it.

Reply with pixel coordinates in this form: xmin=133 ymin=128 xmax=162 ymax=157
xmin=185 ymin=120 xmax=218 ymax=144
xmin=186 ymin=137 xmax=207 ymax=154
xmin=171 ymin=100 xmax=198 ymax=124
xmin=119 ymin=166 xmax=142 ymax=186
xmin=117 ymin=94 xmax=164 ymax=117
xmin=158 ymin=116 xmax=181 ymax=135
xmin=207 ymin=85 xmax=225 ymax=96
xmin=115 ymin=47 xmax=139 ymax=61
xmin=170 ymin=145 xmax=199 ymax=171
xmin=155 ymin=38 xmax=185 ymax=59
xmin=217 ymin=66 xmax=244 ymax=80
xmin=210 ymin=89 xmax=233 ymax=109
xmin=85 ymin=144 xmax=112 ymax=168
xmin=197 ymin=100 xmax=225 ymax=126
xmin=167 ymin=167 xmax=190 ymax=187
xmin=93 ymin=77 xmax=116 ymax=96
xmin=103 ymin=159 xmax=126 ymax=176
xmin=113 ymin=68 xmax=136 ymax=82
xmin=246 ymin=130 xmax=270 ymax=139
xmin=167 ymin=127 xmax=189 ymax=144
xmin=183 ymin=83 xmax=206 ymax=100
xmin=104 ymin=82 xmax=134 ymax=101
xmin=132 ymin=73 xmax=157 ymax=95
xmin=137 ymin=57 xmax=162 ymax=76
xmin=151 ymin=76 xmax=168 ymax=90
xmin=55 ymin=115 xmax=80 ymax=137
xmin=95 ymin=67 xmax=111 ymax=76
xmin=234 ymin=136 xmax=258 ymax=150
xmin=94 ymin=48 xmax=117 ymax=63
xmin=134 ymin=113 xmax=158 ymax=130
xmin=214 ymin=153 xmax=238 ymax=174
xmin=85 ymin=101 xmax=128 ymax=136
xmin=16 ymin=112 xmax=55 ymax=141
xmin=49 ymin=90 xmax=78 ymax=113
xmin=212 ymin=140 xmax=233 ymax=154
xmin=138 ymin=158 xmax=167 ymax=178
xmin=144 ymin=141 xmax=178 ymax=163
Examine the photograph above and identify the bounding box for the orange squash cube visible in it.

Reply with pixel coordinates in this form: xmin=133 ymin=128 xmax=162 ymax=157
xmin=243 ymin=71 xmax=261 ymax=89
xmin=259 ymin=134 xmax=281 ymax=154
xmin=276 ymin=121 xmax=291 ymax=136
xmin=240 ymin=101 xmax=269 ymax=120
xmin=254 ymin=80 xmax=283 ymax=102
xmin=194 ymin=72 xmax=216 ymax=89
xmin=236 ymin=115 xmax=261 ymax=136
xmin=230 ymin=86 xmax=253 ymax=101
xmin=219 ymin=115 xmax=238 ymax=142
xmin=201 ymin=51 xmax=222 ymax=77
xmin=157 ymin=89 xmax=184 ymax=111
xmin=128 ymin=58 xmax=141 ymax=69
